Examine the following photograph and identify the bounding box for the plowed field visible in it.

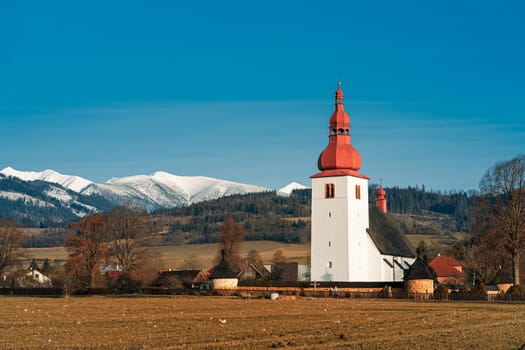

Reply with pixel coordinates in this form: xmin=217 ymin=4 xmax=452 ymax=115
xmin=1 ymin=296 xmax=524 ymax=349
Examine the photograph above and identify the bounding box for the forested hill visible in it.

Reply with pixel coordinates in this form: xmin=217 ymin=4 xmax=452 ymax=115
xmin=368 ymin=184 xmax=476 ymax=232
xmin=153 ymin=186 xmax=476 ymax=244
xmin=154 ymin=190 xmax=312 ymax=244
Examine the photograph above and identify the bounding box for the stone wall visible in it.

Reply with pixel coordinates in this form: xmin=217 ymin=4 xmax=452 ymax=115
xmin=405 ymin=279 xmax=433 ymax=295
xmin=211 ymin=278 xmax=238 ymax=290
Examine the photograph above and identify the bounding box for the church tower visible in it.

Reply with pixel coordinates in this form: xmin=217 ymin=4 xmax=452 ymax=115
xmin=310 ymin=82 xmax=371 ymax=282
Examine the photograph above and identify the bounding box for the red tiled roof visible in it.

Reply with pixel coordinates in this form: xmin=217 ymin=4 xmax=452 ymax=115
xmin=429 ymin=256 xmax=463 ymax=277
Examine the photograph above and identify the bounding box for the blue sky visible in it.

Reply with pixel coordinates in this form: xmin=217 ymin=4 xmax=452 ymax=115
xmin=1 ymin=1 xmax=524 ymax=191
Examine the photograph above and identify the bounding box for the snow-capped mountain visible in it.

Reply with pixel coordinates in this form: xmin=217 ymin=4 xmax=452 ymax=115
xmin=1 ymin=167 xmax=270 ymax=218
xmin=0 ymin=173 xmax=113 ymax=225
xmin=1 ymin=167 xmax=93 ymax=192
xmin=277 ymin=182 xmax=308 ymax=196
xmin=81 ymin=171 xmax=269 ymax=211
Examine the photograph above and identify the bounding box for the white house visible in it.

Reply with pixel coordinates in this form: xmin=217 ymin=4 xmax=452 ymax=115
xmin=26 ymin=268 xmax=52 ymax=285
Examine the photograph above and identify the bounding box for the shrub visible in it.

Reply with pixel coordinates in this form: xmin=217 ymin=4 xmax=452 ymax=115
xmin=378 ymin=285 xmax=392 ymax=298
xmin=434 ymin=285 xmax=449 ymax=300
xmin=471 ymin=281 xmax=488 ymax=300
xmin=506 ymin=284 xmax=525 ymax=296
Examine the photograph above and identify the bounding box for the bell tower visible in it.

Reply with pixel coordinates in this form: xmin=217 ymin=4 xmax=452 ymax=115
xmin=310 ymin=82 xmax=370 ymax=282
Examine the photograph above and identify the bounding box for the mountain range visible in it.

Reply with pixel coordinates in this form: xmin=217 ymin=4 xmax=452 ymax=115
xmin=0 ymin=167 xmax=303 ymax=226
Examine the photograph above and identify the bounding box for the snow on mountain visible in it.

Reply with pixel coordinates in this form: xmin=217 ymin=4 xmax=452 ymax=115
xmin=0 ymin=166 xmax=271 ymax=219
xmin=81 ymin=171 xmax=270 ymax=211
xmin=277 ymin=182 xmax=308 ymax=196
xmin=0 ymin=172 xmax=114 ymax=226
xmin=1 ymin=167 xmax=93 ymax=192
xmin=0 ymin=191 xmax=55 ymax=208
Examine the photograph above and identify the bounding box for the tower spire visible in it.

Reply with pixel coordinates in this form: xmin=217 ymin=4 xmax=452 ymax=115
xmin=335 ymin=81 xmax=344 ymax=105
xmin=314 ymin=82 xmax=363 ymax=175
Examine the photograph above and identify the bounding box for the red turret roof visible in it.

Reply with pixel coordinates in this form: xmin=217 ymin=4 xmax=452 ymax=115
xmin=375 ymin=183 xmax=387 ymax=213
xmin=312 ymin=82 xmax=367 ymax=179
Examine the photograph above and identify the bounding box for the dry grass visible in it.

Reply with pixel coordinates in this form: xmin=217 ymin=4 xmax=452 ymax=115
xmin=0 ymin=296 xmax=523 ymax=349
xmin=26 ymin=241 xmax=311 ymax=270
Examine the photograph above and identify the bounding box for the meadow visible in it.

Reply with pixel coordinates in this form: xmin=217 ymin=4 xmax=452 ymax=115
xmin=26 ymin=241 xmax=311 ymax=270
xmin=1 ymin=296 xmax=523 ymax=349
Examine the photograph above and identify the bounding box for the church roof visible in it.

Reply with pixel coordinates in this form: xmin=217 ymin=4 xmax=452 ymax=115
xmin=368 ymin=205 xmax=415 ymax=258
xmin=208 ymin=249 xmax=237 ymax=279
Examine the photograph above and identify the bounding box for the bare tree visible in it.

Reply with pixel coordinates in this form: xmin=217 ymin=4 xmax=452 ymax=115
xmin=0 ymin=220 xmax=27 ymax=277
xmin=216 ymin=218 xmax=244 ymax=269
xmin=106 ymin=204 xmax=150 ymax=275
xmin=65 ymin=213 xmax=108 ymax=289
xmin=245 ymin=249 xmax=263 ymax=267
xmin=476 ymin=155 xmax=525 ymax=285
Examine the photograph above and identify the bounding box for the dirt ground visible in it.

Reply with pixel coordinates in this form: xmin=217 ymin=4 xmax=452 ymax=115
xmin=0 ymin=296 xmax=524 ymax=349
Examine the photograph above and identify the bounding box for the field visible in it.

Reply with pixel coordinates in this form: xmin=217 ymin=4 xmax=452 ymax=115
xmin=1 ymin=296 xmax=524 ymax=349
xmin=26 ymin=241 xmax=311 ymax=269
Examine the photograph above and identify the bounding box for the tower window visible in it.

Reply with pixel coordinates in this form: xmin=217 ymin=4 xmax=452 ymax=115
xmin=328 ymin=241 xmax=331 ymax=247
xmin=328 ymin=261 xmax=333 ymax=268
xmin=325 ymin=183 xmax=335 ymax=198
xmin=355 ymin=185 xmax=361 ymax=200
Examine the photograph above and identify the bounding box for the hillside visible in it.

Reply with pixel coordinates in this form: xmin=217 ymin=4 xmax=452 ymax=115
xmin=154 ymin=190 xmax=311 ymax=244
xmin=152 ymin=186 xmax=476 ymax=246
xmin=22 ymin=185 xmax=476 ymax=249
xmin=0 ymin=167 xmax=269 ymax=226
xmin=0 ymin=174 xmax=113 ymax=227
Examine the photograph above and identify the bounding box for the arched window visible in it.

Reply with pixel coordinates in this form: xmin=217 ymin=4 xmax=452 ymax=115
xmin=331 ymin=129 xmax=337 ymax=135
xmin=338 ymin=128 xmax=345 ymax=134
xmin=325 ymin=183 xmax=335 ymax=198
xmin=355 ymin=184 xmax=361 ymax=200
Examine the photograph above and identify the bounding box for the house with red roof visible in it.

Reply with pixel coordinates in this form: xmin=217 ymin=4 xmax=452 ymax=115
xmin=428 ymin=254 xmax=464 ymax=286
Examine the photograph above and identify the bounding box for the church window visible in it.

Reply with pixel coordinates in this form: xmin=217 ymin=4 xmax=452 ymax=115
xmin=328 ymin=261 xmax=333 ymax=268
xmin=338 ymin=128 xmax=345 ymax=134
xmin=328 ymin=212 xmax=331 ymax=218
xmin=331 ymin=129 xmax=337 ymax=135
xmin=325 ymin=183 xmax=335 ymax=198
xmin=355 ymin=185 xmax=361 ymax=199
xmin=328 ymin=241 xmax=331 ymax=247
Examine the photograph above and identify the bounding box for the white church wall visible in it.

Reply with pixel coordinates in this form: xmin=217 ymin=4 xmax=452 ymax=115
xmin=366 ymin=234 xmax=383 ymax=281
xmin=311 ymin=176 xmax=350 ymax=281
xmin=311 ymin=175 xmax=370 ymax=282
xmin=345 ymin=176 xmax=370 ymax=281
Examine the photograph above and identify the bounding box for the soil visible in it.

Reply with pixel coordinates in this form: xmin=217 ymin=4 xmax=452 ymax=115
xmin=0 ymin=296 xmax=524 ymax=349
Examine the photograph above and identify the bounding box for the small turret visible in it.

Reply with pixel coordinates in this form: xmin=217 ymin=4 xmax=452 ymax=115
xmin=375 ymin=182 xmax=387 ymax=213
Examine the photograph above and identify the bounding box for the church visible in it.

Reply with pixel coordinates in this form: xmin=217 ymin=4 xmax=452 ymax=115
xmin=310 ymin=82 xmax=415 ymax=282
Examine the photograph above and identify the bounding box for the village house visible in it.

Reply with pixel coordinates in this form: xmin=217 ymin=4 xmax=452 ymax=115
xmin=2 ymin=268 xmax=52 ymax=288
xmin=154 ymin=269 xmax=208 ymax=289
xmin=428 ymin=254 xmax=465 ymax=287
xmin=236 ymin=262 xmax=271 ymax=281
